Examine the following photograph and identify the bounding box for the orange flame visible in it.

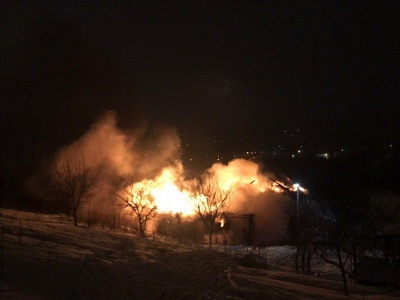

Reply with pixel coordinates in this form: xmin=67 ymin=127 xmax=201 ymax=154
xmin=150 ymin=168 xmax=194 ymax=215
xmin=126 ymin=159 xmax=287 ymax=217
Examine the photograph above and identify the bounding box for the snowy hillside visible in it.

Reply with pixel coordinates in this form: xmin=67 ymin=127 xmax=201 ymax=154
xmin=0 ymin=209 xmax=398 ymax=299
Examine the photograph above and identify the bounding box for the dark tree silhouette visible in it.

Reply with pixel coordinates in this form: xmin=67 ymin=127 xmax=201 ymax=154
xmin=116 ymin=180 xmax=157 ymax=238
xmin=281 ymin=195 xmax=318 ymax=275
xmin=187 ymin=171 xmax=234 ymax=249
xmin=50 ymin=158 xmax=98 ymax=226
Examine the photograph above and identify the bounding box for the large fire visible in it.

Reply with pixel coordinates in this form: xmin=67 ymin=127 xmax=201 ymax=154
xmin=48 ymin=113 xmax=303 ymax=241
xmin=125 ymin=159 xmax=290 ymax=217
xmin=149 ymin=168 xmax=194 ymax=215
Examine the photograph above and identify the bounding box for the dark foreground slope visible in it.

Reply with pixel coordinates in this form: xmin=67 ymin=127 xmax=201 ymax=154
xmin=0 ymin=209 xmax=398 ymax=299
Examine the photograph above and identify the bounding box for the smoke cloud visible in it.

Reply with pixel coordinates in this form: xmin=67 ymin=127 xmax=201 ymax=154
xmin=31 ymin=110 xmax=289 ymax=243
xmin=54 ymin=111 xmax=181 ymax=178
xmin=208 ymin=158 xmax=288 ymax=243
xmin=35 ymin=111 xmax=181 ymax=213
xmin=54 ymin=111 xmax=137 ymax=176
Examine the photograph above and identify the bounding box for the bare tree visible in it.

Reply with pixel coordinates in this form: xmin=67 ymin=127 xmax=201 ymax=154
xmin=50 ymin=158 xmax=98 ymax=226
xmin=115 ymin=180 xmax=157 ymax=237
xmin=315 ymin=214 xmax=352 ymax=295
xmin=175 ymin=212 xmax=182 ymax=243
xmin=282 ymin=192 xmax=355 ymax=295
xmin=314 ymin=195 xmax=399 ymax=296
xmin=187 ymin=172 xmax=234 ymax=249
xmin=281 ymin=196 xmax=318 ymax=275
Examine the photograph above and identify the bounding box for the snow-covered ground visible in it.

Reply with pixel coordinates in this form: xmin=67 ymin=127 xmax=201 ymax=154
xmin=0 ymin=209 xmax=398 ymax=299
xmin=203 ymin=244 xmax=340 ymax=280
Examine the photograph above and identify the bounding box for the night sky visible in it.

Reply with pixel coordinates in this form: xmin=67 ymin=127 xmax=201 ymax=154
xmin=1 ymin=1 xmax=399 ymax=193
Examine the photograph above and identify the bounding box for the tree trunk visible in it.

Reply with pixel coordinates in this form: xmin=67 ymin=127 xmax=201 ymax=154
xmin=295 ymin=244 xmax=300 ymax=272
xmin=340 ymin=266 xmax=348 ymax=296
xmin=177 ymin=218 xmax=182 ymax=244
xmin=139 ymin=226 xmax=145 ymax=238
xmin=72 ymin=207 xmax=78 ymax=227
xmin=138 ymin=217 xmax=145 ymax=238
xmin=337 ymin=247 xmax=349 ymax=296
xmin=209 ymin=226 xmax=213 ymax=249
xmin=352 ymin=243 xmax=358 ymax=281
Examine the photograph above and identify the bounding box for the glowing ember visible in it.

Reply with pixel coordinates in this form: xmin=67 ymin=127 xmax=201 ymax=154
xmin=271 ymin=183 xmax=284 ymax=193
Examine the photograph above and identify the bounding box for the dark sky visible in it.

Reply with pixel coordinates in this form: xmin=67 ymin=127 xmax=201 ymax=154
xmin=1 ymin=1 xmax=399 ymax=192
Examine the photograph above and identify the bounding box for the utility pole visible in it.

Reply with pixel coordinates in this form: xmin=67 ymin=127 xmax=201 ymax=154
xmin=294 ymin=183 xmax=300 ymax=220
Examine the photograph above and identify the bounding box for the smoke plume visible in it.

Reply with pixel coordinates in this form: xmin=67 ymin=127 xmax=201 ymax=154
xmin=208 ymin=158 xmax=288 ymax=243
xmin=30 ymin=110 xmax=288 ymax=242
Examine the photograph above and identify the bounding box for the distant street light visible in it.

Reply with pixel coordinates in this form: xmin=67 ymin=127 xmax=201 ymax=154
xmin=293 ymin=183 xmax=300 ymax=220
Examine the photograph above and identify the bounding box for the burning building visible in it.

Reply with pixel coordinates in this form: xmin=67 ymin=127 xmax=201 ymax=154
xmin=40 ymin=111 xmax=299 ymax=244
